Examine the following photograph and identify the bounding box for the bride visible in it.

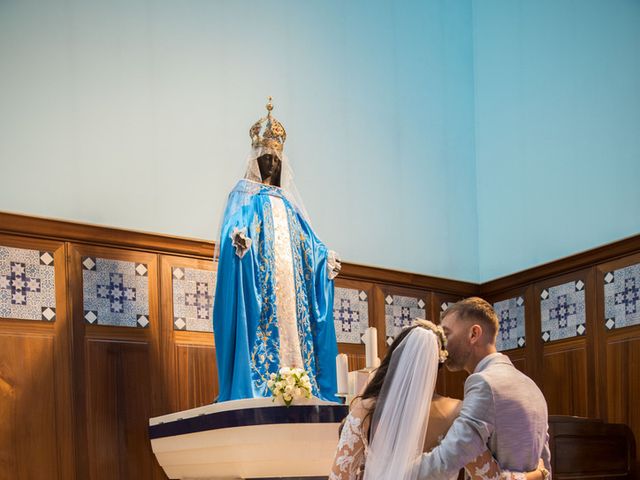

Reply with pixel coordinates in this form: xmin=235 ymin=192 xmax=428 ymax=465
xmin=329 ymin=320 xmax=545 ymax=480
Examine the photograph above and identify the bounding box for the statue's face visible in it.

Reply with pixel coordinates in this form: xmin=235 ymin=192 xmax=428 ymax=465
xmin=257 ymin=154 xmax=282 ymax=186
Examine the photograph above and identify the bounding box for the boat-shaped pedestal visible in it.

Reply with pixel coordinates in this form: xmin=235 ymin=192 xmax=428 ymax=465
xmin=149 ymin=397 xmax=348 ymax=479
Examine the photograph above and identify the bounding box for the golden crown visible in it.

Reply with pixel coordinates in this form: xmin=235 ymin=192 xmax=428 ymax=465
xmin=249 ymin=97 xmax=287 ymax=154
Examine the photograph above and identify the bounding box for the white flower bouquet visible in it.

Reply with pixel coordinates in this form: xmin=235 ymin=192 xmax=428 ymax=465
xmin=267 ymin=367 xmax=313 ymax=406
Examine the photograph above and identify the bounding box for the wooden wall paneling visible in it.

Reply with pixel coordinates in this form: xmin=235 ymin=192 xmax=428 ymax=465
xmin=334 ymin=278 xmax=377 ymax=372
xmin=480 ymin=235 xmax=640 ymax=298
xmin=548 ymin=416 xmax=637 ymax=479
xmin=534 ymin=268 xmax=596 ymax=418
xmin=506 ymin=348 xmax=528 ymax=375
xmin=596 ymin=252 xmax=640 ymax=467
xmin=485 ymin=286 xmax=537 ymax=383
xmin=340 ymin=262 xmax=477 ymax=298
xmin=0 ymin=234 xmax=74 ymax=479
xmin=431 ymin=292 xmax=467 ymax=400
xmin=541 ymin=339 xmax=590 ymax=417
xmin=68 ymin=243 xmax=166 ymax=480
xmin=3 ymin=211 xmax=639 ymax=478
xmin=159 ymin=255 xmax=217 ymax=412
xmin=0 ymin=211 xmax=214 ymax=260
xmin=603 ymin=326 xmax=640 ymax=474
xmin=0 ymin=211 xmax=478 ymax=298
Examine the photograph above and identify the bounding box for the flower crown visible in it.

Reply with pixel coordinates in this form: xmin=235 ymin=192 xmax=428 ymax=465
xmin=413 ymin=318 xmax=449 ymax=363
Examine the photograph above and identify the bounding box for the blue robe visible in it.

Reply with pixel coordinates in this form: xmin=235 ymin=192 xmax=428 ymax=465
xmin=213 ymin=180 xmax=338 ymax=402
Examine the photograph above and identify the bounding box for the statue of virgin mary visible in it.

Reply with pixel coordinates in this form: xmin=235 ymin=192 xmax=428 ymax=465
xmin=212 ymin=98 xmax=341 ymax=403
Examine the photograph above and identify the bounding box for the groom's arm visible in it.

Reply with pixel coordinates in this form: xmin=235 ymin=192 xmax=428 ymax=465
xmin=418 ymin=374 xmax=495 ymax=480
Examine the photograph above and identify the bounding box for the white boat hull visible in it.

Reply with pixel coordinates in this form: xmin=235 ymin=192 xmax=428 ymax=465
xmin=149 ymin=397 xmax=348 ymax=479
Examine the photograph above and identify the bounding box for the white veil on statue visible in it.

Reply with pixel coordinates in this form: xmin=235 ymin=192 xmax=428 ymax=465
xmin=239 ymin=144 xmax=311 ymax=223
xmin=364 ymin=327 xmax=441 ymax=480
xmin=213 ymin=98 xmax=312 ymax=260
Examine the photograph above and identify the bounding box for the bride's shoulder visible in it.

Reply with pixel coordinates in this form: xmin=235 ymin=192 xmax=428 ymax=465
xmin=431 ymin=394 xmax=462 ymax=418
xmin=350 ymin=396 xmax=374 ymax=415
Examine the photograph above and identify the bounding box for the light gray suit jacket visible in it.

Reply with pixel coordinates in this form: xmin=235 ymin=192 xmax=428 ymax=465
xmin=419 ymin=353 xmax=551 ymax=480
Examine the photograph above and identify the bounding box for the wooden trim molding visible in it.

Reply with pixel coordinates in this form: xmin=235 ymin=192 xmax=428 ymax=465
xmin=2 ymin=211 xmax=639 ymax=297
xmin=480 ymin=234 xmax=640 ymax=296
xmin=0 ymin=211 xmax=477 ymax=296
xmin=0 ymin=211 xmax=213 ymax=258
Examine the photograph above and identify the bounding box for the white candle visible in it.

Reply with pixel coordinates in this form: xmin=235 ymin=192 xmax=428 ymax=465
xmin=365 ymin=327 xmax=378 ymax=369
xmin=336 ymin=353 xmax=349 ymax=394
xmin=348 ymin=371 xmax=357 ymax=396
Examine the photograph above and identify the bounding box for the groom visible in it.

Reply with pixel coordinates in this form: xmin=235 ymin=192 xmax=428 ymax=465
xmin=419 ymin=297 xmax=551 ymax=479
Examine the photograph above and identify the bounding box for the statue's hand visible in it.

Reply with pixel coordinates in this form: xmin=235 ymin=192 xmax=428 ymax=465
xmin=327 ymin=250 xmax=342 ymax=280
xmin=230 ymin=227 xmax=252 ymax=258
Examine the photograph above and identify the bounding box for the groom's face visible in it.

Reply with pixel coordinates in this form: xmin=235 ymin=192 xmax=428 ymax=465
xmin=441 ymin=313 xmax=472 ymax=372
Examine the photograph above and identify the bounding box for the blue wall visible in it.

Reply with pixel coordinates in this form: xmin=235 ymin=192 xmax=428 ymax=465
xmin=0 ymin=0 xmax=479 ymax=281
xmin=473 ymin=0 xmax=640 ymax=280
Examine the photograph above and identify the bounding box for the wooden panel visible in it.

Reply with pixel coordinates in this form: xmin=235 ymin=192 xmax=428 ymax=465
xmin=549 ymin=415 xmax=636 ymax=479
xmin=596 ymin=252 xmax=640 ymax=468
xmin=85 ymin=338 xmax=164 ymax=479
xmin=0 ymin=234 xmax=74 ymax=479
xmin=436 ymin=368 xmax=468 ymax=401
xmin=604 ymin=329 xmax=640 ymax=465
xmin=68 ymin=243 xmax=165 ymax=479
xmin=533 ymin=268 xmax=597 ymax=417
xmin=506 ymin=350 xmax=527 ymax=374
xmin=174 ymin=342 xmax=217 ymax=409
xmin=542 ymin=339 xmax=589 ymax=416
xmin=159 ymin=255 xmax=217 ymax=413
xmin=0 ymin=333 xmax=58 ymax=477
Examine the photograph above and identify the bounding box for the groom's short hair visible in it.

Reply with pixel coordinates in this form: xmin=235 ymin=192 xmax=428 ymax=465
xmin=442 ymin=297 xmax=499 ymax=341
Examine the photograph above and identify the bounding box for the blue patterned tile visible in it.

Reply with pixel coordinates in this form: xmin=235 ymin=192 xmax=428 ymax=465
xmin=385 ymin=294 xmax=426 ymax=345
xmin=334 ymin=287 xmax=369 ymax=344
xmin=82 ymin=257 xmax=149 ymax=327
xmin=0 ymin=246 xmax=56 ymax=321
xmin=172 ymin=266 xmax=216 ymax=333
xmin=540 ymin=280 xmax=586 ymax=342
xmin=493 ymin=296 xmax=525 ymax=351
xmin=604 ymin=263 xmax=640 ymax=330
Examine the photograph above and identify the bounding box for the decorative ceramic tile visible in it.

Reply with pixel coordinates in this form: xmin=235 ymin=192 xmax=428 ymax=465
xmin=440 ymin=301 xmax=456 ymax=313
xmin=334 ymin=287 xmax=369 ymax=344
xmin=385 ymin=294 xmax=426 ymax=345
xmin=0 ymin=246 xmax=56 ymax=321
xmin=541 ymin=280 xmax=586 ymax=342
xmin=493 ymin=296 xmax=525 ymax=351
xmin=172 ymin=267 xmax=216 ymax=332
xmin=604 ymin=262 xmax=640 ymax=330
xmin=82 ymin=257 xmax=149 ymax=328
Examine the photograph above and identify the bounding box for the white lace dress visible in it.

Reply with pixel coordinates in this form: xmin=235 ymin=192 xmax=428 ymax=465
xmin=329 ymin=401 xmax=533 ymax=480
xmin=329 ymin=406 xmax=368 ymax=480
